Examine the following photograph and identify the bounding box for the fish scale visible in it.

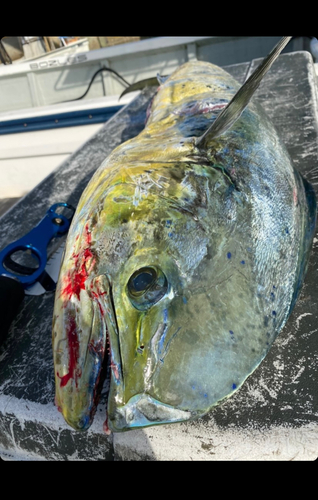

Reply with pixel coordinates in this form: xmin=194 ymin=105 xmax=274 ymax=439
xmin=52 ymin=37 xmax=316 ymax=432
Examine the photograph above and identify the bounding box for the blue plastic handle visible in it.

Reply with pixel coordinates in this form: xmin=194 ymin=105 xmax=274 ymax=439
xmin=0 ymin=203 xmax=75 ymax=287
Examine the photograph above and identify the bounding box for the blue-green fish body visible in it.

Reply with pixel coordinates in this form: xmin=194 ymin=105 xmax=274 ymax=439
xmin=52 ymin=40 xmax=316 ymax=432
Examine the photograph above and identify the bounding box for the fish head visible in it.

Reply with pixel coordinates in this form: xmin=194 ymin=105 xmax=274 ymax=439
xmin=53 ymin=160 xmax=275 ymax=431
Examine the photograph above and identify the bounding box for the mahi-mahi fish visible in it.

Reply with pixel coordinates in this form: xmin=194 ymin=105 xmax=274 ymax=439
xmin=52 ymin=37 xmax=316 ymax=432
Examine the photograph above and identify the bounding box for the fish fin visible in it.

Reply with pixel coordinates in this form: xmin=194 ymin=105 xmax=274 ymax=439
xmin=157 ymin=73 xmax=168 ymax=85
xmin=289 ymin=174 xmax=317 ymax=314
xmin=195 ymin=36 xmax=292 ymax=146
xmin=119 ymin=76 xmax=166 ymax=100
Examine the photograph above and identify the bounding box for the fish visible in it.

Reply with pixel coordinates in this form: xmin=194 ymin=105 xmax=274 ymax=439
xmin=52 ymin=37 xmax=316 ymax=433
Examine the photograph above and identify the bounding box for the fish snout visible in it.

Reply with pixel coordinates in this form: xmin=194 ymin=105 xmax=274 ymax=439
xmin=62 ymin=412 xmax=92 ymax=432
xmin=53 ymin=273 xmax=115 ymax=432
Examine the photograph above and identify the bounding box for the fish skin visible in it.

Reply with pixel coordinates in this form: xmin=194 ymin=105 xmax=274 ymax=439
xmin=52 ymin=59 xmax=316 ymax=432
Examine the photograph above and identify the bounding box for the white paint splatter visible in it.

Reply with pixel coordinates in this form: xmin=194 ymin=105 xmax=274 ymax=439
xmin=295 ymin=313 xmax=312 ymax=331
xmin=291 ymin=363 xmax=306 ymax=384
xmin=258 ymin=377 xmax=278 ymax=399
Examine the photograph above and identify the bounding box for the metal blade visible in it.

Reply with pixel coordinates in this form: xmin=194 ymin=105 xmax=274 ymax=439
xmin=25 ymin=241 xmax=65 ymax=296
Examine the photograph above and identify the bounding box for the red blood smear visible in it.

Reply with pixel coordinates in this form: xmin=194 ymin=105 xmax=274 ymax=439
xmin=103 ymin=416 xmax=111 ymax=435
xmin=60 ymin=223 xmax=95 ymax=301
xmin=175 ymin=101 xmax=227 ymax=117
xmin=110 ymin=361 xmax=120 ymax=383
xmin=89 ymin=284 xmax=107 ymax=318
xmin=54 ymin=395 xmax=63 ymax=413
xmin=88 ymin=338 xmax=105 ymax=359
xmin=62 ymin=248 xmax=94 ymax=301
xmin=57 ymin=315 xmax=80 ymax=388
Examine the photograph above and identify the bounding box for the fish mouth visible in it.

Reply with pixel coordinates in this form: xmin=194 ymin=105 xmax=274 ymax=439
xmin=108 ymin=393 xmax=191 ymax=432
xmin=83 ymin=274 xmax=125 ymax=430
xmin=53 ymin=273 xmax=123 ymax=432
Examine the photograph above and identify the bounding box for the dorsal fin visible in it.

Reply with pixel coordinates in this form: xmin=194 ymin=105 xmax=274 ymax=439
xmin=156 ymin=73 xmax=168 ymax=85
xmin=195 ymin=36 xmax=292 ymax=147
xmin=119 ymin=75 xmax=168 ymax=100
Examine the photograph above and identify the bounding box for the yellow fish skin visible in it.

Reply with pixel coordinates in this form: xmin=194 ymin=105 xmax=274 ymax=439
xmin=52 ymin=58 xmax=316 ymax=432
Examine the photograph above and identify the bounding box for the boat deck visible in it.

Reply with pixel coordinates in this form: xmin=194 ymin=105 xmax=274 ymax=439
xmin=0 ymin=198 xmax=20 ymax=217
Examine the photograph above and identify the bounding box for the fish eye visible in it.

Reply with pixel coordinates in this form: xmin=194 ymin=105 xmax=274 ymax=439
xmin=127 ymin=266 xmax=168 ymax=311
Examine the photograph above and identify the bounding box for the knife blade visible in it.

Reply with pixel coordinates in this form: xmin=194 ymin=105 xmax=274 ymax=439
xmin=24 ymin=242 xmax=65 ymax=296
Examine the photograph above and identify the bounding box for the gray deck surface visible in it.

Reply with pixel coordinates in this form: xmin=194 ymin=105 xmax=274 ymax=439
xmin=0 ymin=198 xmax=21 ymax=218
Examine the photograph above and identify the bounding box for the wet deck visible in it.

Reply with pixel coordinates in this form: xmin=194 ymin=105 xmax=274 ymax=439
xmin=0 ymin=197 xmax=20 ymax=218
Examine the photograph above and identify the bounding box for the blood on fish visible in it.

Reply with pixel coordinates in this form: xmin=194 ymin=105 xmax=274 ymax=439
xmin=88 ymin=339 xmax=105 ymax=359
xmin=110 ymin=361 xmax=120 ymax=382
xmin=174 ymin=101 xmax=227 ymax=117
xmin=89 ymin=282 xmax=107 ymax=317
xmin=57 ymin=315 xmax=81 ymax=388
xmin=103 ymin=417 xmax=111 ymax=435
xmin=54 ymin=395 xmax=63 ymax=413
xmin=60 ymin=222 xmax=95 ymax=301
